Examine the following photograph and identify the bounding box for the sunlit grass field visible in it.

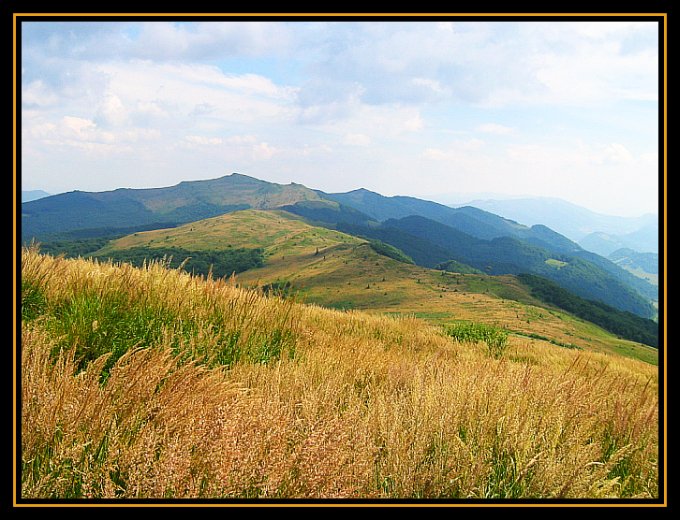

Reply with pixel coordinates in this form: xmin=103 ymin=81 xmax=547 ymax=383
xmin=20 ymin=247 xmax=658 ymax=500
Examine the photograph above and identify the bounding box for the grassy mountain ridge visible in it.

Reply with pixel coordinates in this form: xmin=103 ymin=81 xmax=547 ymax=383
xmin=20 ymin=247 xmax=658 ymax=498
xmin=518 ymin=274 xmax=658 ymax=347
xmin=610 ymin=248 xmax=659 ymax=275
xmin=609 ymin=248 xmax=659 ymax=287
xmin=97 ymin=209 xmax=363 ymax=258
xmin=579 ymin=223 xmax=659 ymax=256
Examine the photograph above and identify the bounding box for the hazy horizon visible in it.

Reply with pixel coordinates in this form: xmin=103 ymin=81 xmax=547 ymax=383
xmin=21 ymin=19 xmax=661 ymax=218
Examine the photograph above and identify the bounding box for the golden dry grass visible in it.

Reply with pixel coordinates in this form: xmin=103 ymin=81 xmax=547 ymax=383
xmin=19 ymin=248 xmax=659 ymax=500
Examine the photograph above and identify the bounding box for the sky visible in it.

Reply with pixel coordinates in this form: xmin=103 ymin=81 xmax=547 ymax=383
xmin=20 ymin=19 xmax=660 ymax=217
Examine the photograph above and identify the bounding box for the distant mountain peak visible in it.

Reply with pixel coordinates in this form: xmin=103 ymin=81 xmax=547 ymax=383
xmin=345 ymin=187 xmax=383 ymax=197
xmin=174 ymin=172 xmax=268 ymax=188
xmin=21 ymin=189 xmax=51 ymax=202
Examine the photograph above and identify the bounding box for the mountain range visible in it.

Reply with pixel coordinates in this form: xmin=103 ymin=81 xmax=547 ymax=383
xmin=579 ymin=226 xmax=659 ymax=257
xmin=457 ymin=197 xmax=659 ymax=255
xmin=21 ymin=173 xmax=658 ymax=320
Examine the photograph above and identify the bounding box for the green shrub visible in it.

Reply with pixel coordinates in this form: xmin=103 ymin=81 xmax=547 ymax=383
xmin=446 ymin=322 xmax=509 ymax=359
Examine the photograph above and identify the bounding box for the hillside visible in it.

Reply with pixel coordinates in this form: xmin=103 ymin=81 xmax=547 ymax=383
xmin=283 ymin=195 xmax=657 ymax=315
xmin=21 ymin=173 xmax=322 ymax=241
xmin=329 ymin=216 xmax=655 ymax=319
xmin=93 ymin=209 xmax=658 ymax=360
xmin=97 ymin=209 xmax=363 ymax=260
xmin=321 ymin=188 xmax=579 ymax=251
xmin=20 ymin=247 xmax=659 ymax=499
xmin=609 ymin=248 xmax=659 ymax=286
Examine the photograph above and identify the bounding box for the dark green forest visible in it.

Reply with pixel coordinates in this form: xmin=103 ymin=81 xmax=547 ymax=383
xmin=367 ymin=239 xmax=415 ymax=264
xmin=92 ymin=246 xmax=264 ymax=279
xmin=518 ymin=273 xmax=658 ymax=348
xmin=336 ymin=217 xmax=655 ymax=319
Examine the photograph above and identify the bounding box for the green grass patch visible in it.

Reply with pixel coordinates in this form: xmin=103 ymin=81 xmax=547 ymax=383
xmin=21 ymin=278 xmax=48 ymax=321
xmin=23 ymin=264 xmax=300 ymax=377
xmin=47 ymin=288 xmax=188 ymax=377
xmin=512 ymin=330 xmax=582 ymax=350
xmin=445 ymin=322 xmax=509 ymax=359
xmin=545 ymin=258 xmax=568 ymax=268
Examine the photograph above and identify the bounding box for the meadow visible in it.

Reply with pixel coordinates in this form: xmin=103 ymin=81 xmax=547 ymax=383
xmin=20 ymin=247 xmax=659 ymax=500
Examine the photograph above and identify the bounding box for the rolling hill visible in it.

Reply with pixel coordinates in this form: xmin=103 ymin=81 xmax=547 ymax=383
xmin=296 ymin=189 xmax=658 ymax=311
xmin=89 ymin=209 xmax=658 ymax=359
xmin=321 ymin=188 xmax=581 ymax=251
xmin=579 ymin=224 xmax=659 ymax=256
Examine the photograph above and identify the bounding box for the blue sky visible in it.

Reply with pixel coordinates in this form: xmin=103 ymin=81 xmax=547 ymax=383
xmin=20 ymin=20 xmax=660 ymax=217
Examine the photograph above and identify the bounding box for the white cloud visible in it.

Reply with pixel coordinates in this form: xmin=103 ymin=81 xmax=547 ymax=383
xmin=96 ymin=93 xmax=128 ymax=127
xmin=476 ymin=123 xmax=515 ymax=135
xmin=225 ymin=134 xmax=258 ymax=145
xmin=61 ymin=116 xmax=114 ymax=143
xmin=411 ymin=77 xmax=449 ymax=96
xmin=424 ymin=139 xmax=484 ymax=159
xmin=27 ymin=121 xmax=57 ymax=139
xmin=422 ymin=148 xmax=447 ymax=160
xmin=531 ymin=46 xmax=658 ymax=105
xmin=601 ymin=143 xmax=634 ymax=164
xmin=136 ymin=100 xmax=168 ymax=117
xmin=185 ymin=135 xmax=223 ymax=146
xmin=131 ymin=21 xmax=292 ymax=60
xmin=436 ymin=22 xmax=455 ymax=33
xmin=251 ymin=142 xmax=277 ymax=160
xmin=293 ymin=21 xmax=658 ymax=108
xmin=343 ymin=133 xmax=371 ymax=146
xmin=22 ymin=80 xmax=59 ymax=107
xmin=94 ymin=61 xmax=297 ymax=126
xmin=571 ymin=21 xmax=655 ymax=39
